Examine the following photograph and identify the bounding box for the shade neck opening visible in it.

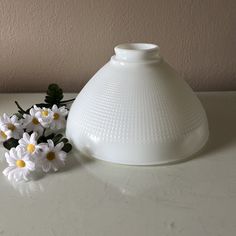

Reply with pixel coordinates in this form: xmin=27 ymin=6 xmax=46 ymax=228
xmin=113 ymin=43 xmax=160 ymax=62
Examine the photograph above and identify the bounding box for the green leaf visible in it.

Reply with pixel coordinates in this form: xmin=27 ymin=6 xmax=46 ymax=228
xmin=52 ymin=134 xmax=64 ymax=145
xmin=15 ymin=101 xmax=28 ymax=115
xmin=60 ymin=138 xmax=69 ymax=144
xmin=37 ymin=133 xmax=56 ymax=143
xmin=3 ymin=138 xmax=19 ymax=150
xmin=37 ymin=135 xmax=47 ymax=143
xmin=62 ymin=143 xmax=72 ymax=153
xmin=45 ymin=133 xmax=55 ymax=140
xmin=44 ymin=84 xmax=64 ymax=106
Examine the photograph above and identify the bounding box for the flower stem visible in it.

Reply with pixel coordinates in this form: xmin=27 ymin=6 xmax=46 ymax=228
xmin=42 ymin=128 xmax=46 ymax=136
xmin=60 ymin=98 xmax=75 ymax=103
xmin=15 ymin=101 xmax=27 ymax=114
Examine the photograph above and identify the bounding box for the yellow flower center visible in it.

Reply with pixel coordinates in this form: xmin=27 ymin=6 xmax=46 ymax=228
xmin=16 ymin=160 xmax=26 ymax=168
xmin=27 ymin=144 xmax=36 ymax=153
xmin=41 ymin=110 xmax=49 ymax=117
xmin=0 ymin=131 xmax=7 ymax=139
xmin=7 ymin=123 xmax=16 ymax=131
xmin=32 ymin=117 xmax=39 ymax=125
xmin=53 ymin=113 xmax=60 ymax=120
xmin=46 ymin=152 xmax=55 ymax=161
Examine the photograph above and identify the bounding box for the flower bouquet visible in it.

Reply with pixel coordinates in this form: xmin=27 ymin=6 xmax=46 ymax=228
xmin=0 ymin=84 xmax=74 ymax=182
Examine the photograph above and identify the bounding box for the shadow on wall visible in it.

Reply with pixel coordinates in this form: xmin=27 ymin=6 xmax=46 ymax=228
xmin=198 ymin=92 xmax=236 ymax=157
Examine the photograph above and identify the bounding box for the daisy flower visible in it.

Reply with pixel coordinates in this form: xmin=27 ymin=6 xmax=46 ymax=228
xmin=50 ymin=105 xmax=68 ymax=130
xmin=18 ymin=132 xmax=44 ymax=157
xmin=3 ymin=147 xmax=35 ymax=182
xmin=0 ymin=113 xmax=23 ymax=139
xmin=0 ymin=127 xmax=12 ymax=143
xmin=39 ymin=140 xmax=67 ymax=172
xmin=23 ymin=106 xmax=44 ymax=136
xmin=35 ymin=107 xmax=54 ymax=128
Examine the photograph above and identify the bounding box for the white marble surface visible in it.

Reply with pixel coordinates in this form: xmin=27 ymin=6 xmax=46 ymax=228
xmin=0 ymin=92 xmax=236 ymax=236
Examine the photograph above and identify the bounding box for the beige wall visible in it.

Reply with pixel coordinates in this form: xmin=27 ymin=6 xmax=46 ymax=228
xmin=0 ymin=0 xmax=235 ymax=92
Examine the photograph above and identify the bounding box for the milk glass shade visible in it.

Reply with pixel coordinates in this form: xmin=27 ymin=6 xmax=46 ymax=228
xmin=66 ymin=43 xmax=209 ymax=165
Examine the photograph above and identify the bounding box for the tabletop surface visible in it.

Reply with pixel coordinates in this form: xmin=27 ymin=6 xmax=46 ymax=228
xmin=0 ymin=92 xmax=236 ymax=236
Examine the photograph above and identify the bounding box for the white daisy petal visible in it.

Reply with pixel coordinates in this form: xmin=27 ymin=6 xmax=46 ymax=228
xmin=5 ymin=152 xmax=10 ymax=160
xmin=26 ymin=161 xmax=35 ymax=171
xmin=23 ymin=133 xmax=30 ymax=142
xmin=29 ymin=108 xmax=36 ymax=116
xmin=3 ymin=166 xmax=15 ymax=176
xmin=52 ymin=104 xmax=57 ymax=112
xmin=38 ymin=138 xmax=67 ymax=173
xmin=38 ymin=143 xmax=48 ymax=150
xmin=10 ymin=148 xmax=18 ymax=160
xmin=50 ymin=122 xmax=56 ymax=130
xmin=3 ymin=146 xmax=36 ymax=182
xmin=35 ymin=107 xmax=53 ymax=128
xmin=16 ymin=147 xmax=24 ymax=159
xmin=5 ymin=154 xmax=15 ymax=166
xmin=14 ymin=171 xmax=23 ymax=182
xmin=18 ymin=132 xmax=42 ymax=157
xmin=30 ymin=132 xmax=37 ymax=143
xmin=11 ymin=115 xmax=18 ymax=123
xmin=7 ymin=169 xmax=16 ymax=181
xmin=59 ymin=107 xmax=68 ymax=116
xmin=42 ymin=162 xmax=51 ymax=172
xmin=58 ymin=151 xmax=67 ymax=161
xmin=22 ymin=155 xmax=30 ymax=162
xmin=22 ymin=114 xmax=32 ymax=125
xmin=47 ymin=140 xmax=54 ymax=149
xmin=23 ymin=173 xmax=29 ymax=181
xmin=23 ymin=169 xmax=31 ymax=181
xmin=19 ymin=139 xmax=27 ymax=146
xmin=55 ymin=142 xmax=64 ymax=150
xmin=2 ymin=113 xmax=9 ymax=122
xmin=48 ymin=105 xmax=68 ymax=130
xmin=23 ymin=110 xmax=44 ymax=136
xmin=0 ymin=127 xmax=12 ymax=142
xmin=0 ymin=113 xmax=23 ymax=140
xmin=33 ymin=105 xmax=41 ymax=111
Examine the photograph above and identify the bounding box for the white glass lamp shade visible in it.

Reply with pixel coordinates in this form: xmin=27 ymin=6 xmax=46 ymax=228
xmin=66 ymin=43 xmax=209 ymax=165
